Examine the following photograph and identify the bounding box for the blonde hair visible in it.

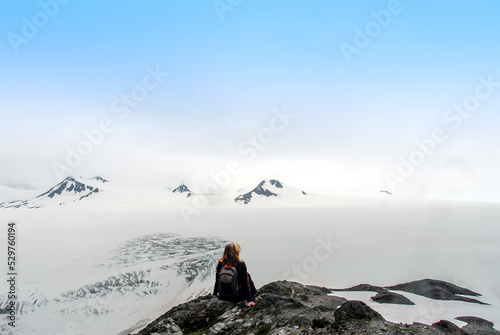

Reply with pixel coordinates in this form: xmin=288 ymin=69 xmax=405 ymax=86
xmin=219 ymin=242 xmax=243 ymax=265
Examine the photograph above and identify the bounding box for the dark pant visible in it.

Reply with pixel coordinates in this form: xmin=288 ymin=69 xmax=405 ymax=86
xmin=247 ymin=273 xmax=257 ymax=298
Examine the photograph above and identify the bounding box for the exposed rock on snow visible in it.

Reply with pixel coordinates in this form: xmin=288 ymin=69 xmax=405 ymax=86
xmin=457 ymin=316 xmax=498 ymax=335
xmin=0 ymin=176 xmax=107 ymax=208
xmin=386 ymin=279 xmax=487 ymax=305
xmin=335 ymin=278 xmax=487 ymax=305
xmin=92 ymin=176 xmax=108 ymax=183
xmin=334 ymin=283 xmax=386 ymax=293
xmin=370 ymin=291 xmax=415 ymax=305
xmin=234 ymin=179 xmax=306 ymax=204
xmin=172 ymin=183 xmax=192 ymax=198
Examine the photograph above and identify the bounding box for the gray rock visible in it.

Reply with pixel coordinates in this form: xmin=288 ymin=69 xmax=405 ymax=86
xmin=333 ymin=283 xmax=387 ymax=293
xmin=457 ymin=316 xmax=499 ymax=335
xmin=333 ymin=300 xmax=385 ymax=324
xmin=148 ymin=317 xmax=183 ymax=335
xmin=386 ymin=279 xmax=488 ymax=304
xmin=133 ymin=280 xmax=498 ymax=335
xmin=432 ymin=319 xmax=462 ymax=333
xmin=371 ymin=291 xmax=415 ymax=305
xmin=135 ymin=281 xmax=346 ymax=335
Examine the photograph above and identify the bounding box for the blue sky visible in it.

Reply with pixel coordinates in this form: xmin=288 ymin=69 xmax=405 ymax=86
xmin=1 ymin=1 xmax=499 ymax=200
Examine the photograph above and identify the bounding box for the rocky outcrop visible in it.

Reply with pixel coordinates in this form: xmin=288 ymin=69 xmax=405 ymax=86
xmin=335 ymin=278 xmax=488 ymax=306
xmin=370 ymin=291 xmax=415 ymax=305
xmin=0 ymin=176 xmax=106 ymax=208
xmin=172 ymin=183 xmax=192 ymax=197
xmin=136 ymin=281 xmax=345 ymax=335
xmin=386 ymin=279 xmax=488 ymax=305
xmin=234 ymin=180 xmax=279 ymax=204
xmin=457 ymin=316 xmax=498 ymax=335
xmin=234 ymin=179 xmax=306 ymax=204
xmin=335 ymin=283 xmax=386 ymax=293
xmin=133 ymin=280 xmax=499 ymax=335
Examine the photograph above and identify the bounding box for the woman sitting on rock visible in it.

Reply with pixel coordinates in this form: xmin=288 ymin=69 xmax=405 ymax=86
xmin=213 ymin=242 xmax=257 ymax=306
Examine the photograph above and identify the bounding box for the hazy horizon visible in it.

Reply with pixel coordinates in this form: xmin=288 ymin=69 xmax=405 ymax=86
xmin=1 ymin=1 xmax=499 ymax=202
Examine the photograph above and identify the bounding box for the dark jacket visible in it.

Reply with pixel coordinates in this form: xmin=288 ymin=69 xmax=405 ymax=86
xmin=213 ymin=261 xmax=254 ymax=303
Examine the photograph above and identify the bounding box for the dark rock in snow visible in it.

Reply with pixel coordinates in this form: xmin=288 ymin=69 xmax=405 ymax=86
xmin=432 ymin=319 xmax=462 ymax=332
xmin=269 ymin=179 xmax=283 ymax=188
xmin=37 ymin=177 xmax=90 ymax=198
xmin=386 ymin=279 xmax=488 ymax=305
xmin=335 ymin=279 xmax=487 ymax=305
xmin=456 ymin=316 xmax=495 ymax=328
xmin=0 ymin=176 xmax=102 ymax=208
xmin=79 ymin=188 xmax=99 ymax=200
xmin=333 ymin=283 xmax=387 ymax=293
xmin=234 ymin=179 xmax=302 ymax=204
xmin=234 ymin=180 xmax=279 ymax=204
xmin=92 ymin=176 xmax=108 ymax=183
xmin=251 ymin=180 xmax=279 ymax=197
xmin=457 ymin=316 xmax=498 ymax=335
xmin=172 ymin=183 xmax=192 ymax=197
xmin=333 ymin=300 xmax=384 ymax=323
xmin=371 ymin=291 xmax=415 ymax=305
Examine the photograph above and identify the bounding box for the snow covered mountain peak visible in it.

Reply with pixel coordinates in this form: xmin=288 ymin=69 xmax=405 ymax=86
xmin=37 ymin=177 xmax=99 ymax=199
xmin=268 ymin=179 xmax=283 ymax=188
xmin=0 ymin=176 xmax=106 ymax=209
xmin=92 ymin=176 xmax=108 ymax=183
xmin=172 ymin=183 xmax=192 ymax=197
xmin=234 ymin=179 xmax=306 ymax=205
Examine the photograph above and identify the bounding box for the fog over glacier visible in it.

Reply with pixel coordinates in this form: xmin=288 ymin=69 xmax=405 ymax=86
xmin=0 ymin=178 xmax=499 ymax=334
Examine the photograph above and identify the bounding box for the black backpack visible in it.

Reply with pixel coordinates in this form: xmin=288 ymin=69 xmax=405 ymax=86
xmin=218 ymin=264 xmax=239 ymax=298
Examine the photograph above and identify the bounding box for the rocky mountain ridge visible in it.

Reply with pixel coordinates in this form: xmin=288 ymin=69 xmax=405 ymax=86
xmin=333 ymin=278 xmax=488 ymax=305
xmin=131 ymin=280 xmax=498 ymax=335
xmin=0 ymin=177 xmax=308 ymax=209
xmin=172 ymin=183 xmax=193 ymax=197
xmin=0 ymin=176 xmax=107 ymax=208
xmin=234 ymin=179 xmax=307 ymax=204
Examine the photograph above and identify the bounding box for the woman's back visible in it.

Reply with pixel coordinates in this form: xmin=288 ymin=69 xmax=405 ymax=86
xmin=213 ymin=243 xmax=256 ymax=305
